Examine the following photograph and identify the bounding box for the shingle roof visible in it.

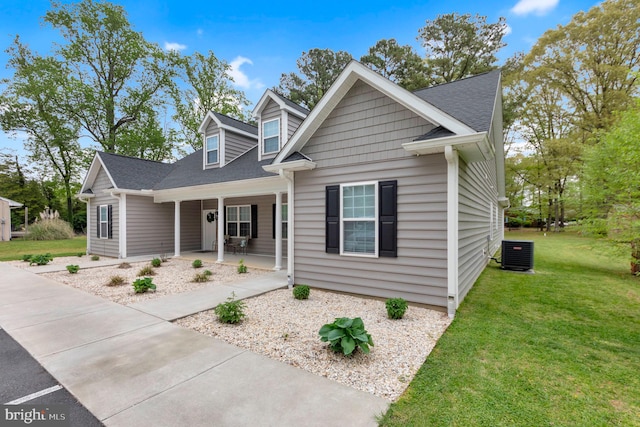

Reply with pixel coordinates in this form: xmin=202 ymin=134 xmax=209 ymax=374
xmin=213 ymin=112 xmax=258 ymax=135
xmin=98 ymin=152 xmax=175 ymax=190
xmin=272 ymin=91 xmax=310 ymax=116
xmin=154 ymin=146 xmax=276 ymax=190
xmin=414 ymin=126 xmax=455 ymax=141
xmin=412 ymin=70 xmax=500 ymax=133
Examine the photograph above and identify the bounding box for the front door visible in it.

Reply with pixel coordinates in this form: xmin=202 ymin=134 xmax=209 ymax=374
xmin=202 ymin=209 xmax=217 ymax=251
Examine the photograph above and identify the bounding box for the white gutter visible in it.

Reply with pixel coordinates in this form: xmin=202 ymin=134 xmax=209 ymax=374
xmin=444 ymin=146 xmax=459 ymax=319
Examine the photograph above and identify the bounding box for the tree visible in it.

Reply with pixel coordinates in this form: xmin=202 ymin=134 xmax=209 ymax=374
xmin=523 ymin=0 xmax=640 ymax=136
xmin=417 ymin=13 xmax=507 ymax=84
xmin=583 ymin=99 xmax=640 ymax=240
xmin=0 ymin=40 xmax=82 ymax=225
xmin=277 ymin=48 xmax=353 ymax=110
xmin=360 ymin=39 xmax=430 ymax=90
xmin=43 ymin=0 xmax=176 ymax=155
xmin=0 ymin=154 xmax=47 ymax=228
xmin=170 ymin=51 xmax=250 ymax=151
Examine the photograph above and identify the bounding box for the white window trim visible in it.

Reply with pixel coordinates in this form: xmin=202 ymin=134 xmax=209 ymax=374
xmin=340 ymin=181 xmax=379 ymax=258
xmin=226 ymin=205 xmax=251 ymax=237
xmin=205 ymin=134 xmax=220 ymax=166
xmin=99 ymin=204 xmax=108 ymax=240
xmin=262 ymin=118 xmax=280 ymax=155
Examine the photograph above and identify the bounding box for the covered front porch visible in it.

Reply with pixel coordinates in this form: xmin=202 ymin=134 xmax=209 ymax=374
xmin=154 ymin=174 xmax=292 ymax=273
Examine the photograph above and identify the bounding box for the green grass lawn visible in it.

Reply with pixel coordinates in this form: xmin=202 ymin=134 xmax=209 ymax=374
xmin=0 ymin=236 xmax=87 ymax=261
xmin=379 ymin=230 xmax=640 ymax=426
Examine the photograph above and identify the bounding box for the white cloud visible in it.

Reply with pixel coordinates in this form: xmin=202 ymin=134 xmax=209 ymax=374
xmin=503 ymin=24 xmax=513 ymax=36
xmin=511 ymin=0 xmax=559 ymax=16
xmin=164 ymin=41 xmax=187 ymax=52
xmin=229 ymin=56 xmax=265 ymax=90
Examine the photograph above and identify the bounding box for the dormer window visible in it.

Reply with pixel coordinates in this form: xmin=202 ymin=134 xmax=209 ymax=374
xmin=262 ymin=119 xmax=280 ymax=154
xmin=206 ymin=135 xmax=219 ymax=164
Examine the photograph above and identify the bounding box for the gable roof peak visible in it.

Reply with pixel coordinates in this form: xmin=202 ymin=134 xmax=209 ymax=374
xmin=252 ymin=89 xmax=309 ymax=119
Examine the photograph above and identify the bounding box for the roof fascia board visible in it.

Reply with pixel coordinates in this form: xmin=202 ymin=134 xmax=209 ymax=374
xmin=102 ymin=188 xmax=155 ymax=197
xmin=80 ymin=153 xmax=117 ymax=193
xmin=402 ymin=132 xmax=494 ymax=162
xmin=252 ymin=89 xmax=308 ymax=119
xmin=197 ymin=112 xmax=257 ymax=139
xmin=153 ymin=175 xmax=287 ymax=203
xmin=262 ymin=159 xmax=317 ymax=173
xmin=273 ymin=61 xmax=475 ymax=164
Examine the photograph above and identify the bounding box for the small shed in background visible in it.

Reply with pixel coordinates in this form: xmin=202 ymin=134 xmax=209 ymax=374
xmin=0 ymin=196 xmax=23 ymax=241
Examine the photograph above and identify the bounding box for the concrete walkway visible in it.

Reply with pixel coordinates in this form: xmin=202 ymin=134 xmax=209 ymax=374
xmin=0 ymin=263 xmax=388 ymax=426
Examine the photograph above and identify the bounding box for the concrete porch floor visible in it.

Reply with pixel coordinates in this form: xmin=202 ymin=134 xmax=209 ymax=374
xmin=178 ymin=250 xmax=287 ymax=271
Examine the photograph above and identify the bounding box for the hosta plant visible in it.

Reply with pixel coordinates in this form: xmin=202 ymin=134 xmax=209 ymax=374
xmin=319 ymin=317 xmax=374 ymax=356
xmin=132 ymin=277 xmax=156 ymax=293
xmin=29 ymin=253 xmax=53 ymax=266
xmin=385 ymin=297 xmax=408 ymax=319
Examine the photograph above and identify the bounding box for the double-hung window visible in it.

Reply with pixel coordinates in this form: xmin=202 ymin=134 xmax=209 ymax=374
xmin=206 ymin=135 xmax=219 ymax=165
xmin=262 ymin=119 xmax=280 ymax=154
xmin=227 ymin=205 xmax=251 ymax=237
xmin=341 ymin=182 xmax=377 ymax=256
xmin=99 ymin=205 xmax=108 ymax=239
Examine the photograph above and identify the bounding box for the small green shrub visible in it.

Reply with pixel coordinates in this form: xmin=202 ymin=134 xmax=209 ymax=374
xmin=319 ymin=317 xmax=374 ymax=356
xmin=214 ymin=292 xmax=246 ymax=324
xmin=22 ymin=254 xmax=32 ymax=262
xmin=192 ymin=272 xmax=210 ymax=283
xmin=293 ymin=285 xmax=310 ymax=300
xmin=118 ymin=262 xmax=131 ymax=269
xmin=237 ymin=259 xmax=247 ymax=274
xmin=192 ymin=259 xmax=203 ymax=268
xmin=24 ymin=218 xmax=75 ymax=240
xmin=106 ymin=275 xmax=125 ymax=286
xmin=137 ymin=265 xmax=155 ymax=276
xmin=132 ymin=277 xmax=156 ymax=293
xmin=151 ymin=258 xmax=162 ymax=267
xmin=91 ymin=255 xmax=100 ymax=261
xmin=385 ymin=298 xmax=408 ymax=319
xmin=29 ymin=253 xmax=53 ymax=266
xmin=77 ymin=252 xmax=84 ymax=257
xmin=66 ymin=265 xmax=80 ymax=274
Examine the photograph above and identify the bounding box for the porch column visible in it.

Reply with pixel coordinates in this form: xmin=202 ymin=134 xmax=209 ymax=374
xmin=274 ymin=191 xmax=283 ymax=270
xmin=217 ymin=197 xmax=225 ymax=263
xmin=174 ymin=200 xmax=181 ymax=257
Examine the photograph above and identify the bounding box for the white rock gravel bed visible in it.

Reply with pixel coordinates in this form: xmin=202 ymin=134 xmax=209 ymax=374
xmin=11 ymin=257 xmax=268 ymax=306
xmin=175 ymin=288 xmax=451 ymax=401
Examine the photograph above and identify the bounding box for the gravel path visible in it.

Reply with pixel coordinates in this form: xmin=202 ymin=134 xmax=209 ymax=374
xmin=176 ymin=288 xmax=451 ymax=401
xmin=9 ymin=256 xmax=267 ymax=305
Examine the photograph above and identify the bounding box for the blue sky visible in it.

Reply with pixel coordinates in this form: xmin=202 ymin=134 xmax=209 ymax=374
xmin=0 ymin=0 xmax=600 ymax=157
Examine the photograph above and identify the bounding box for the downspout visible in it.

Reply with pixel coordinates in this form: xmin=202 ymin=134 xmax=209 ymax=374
xmin=280 ymin=169 xmax=294 ymax=289
xmin=444 ymin=146 xmax=459 ymax=319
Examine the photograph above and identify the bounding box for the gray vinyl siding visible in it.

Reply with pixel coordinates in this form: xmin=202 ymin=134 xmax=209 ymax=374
xmin=126 ymin=196 xmax=174 ymax=257
xmin=90 ymin=168 xmax=119 ymax=258
xmin=294 ymin=157 xmax=447 ymax=306
xmin=181 ymin=200 xmax=201 ymax=251
xmin=294 ymin=80 xmax=448 ymax=306
xmin=225 ymin=131 xmax=256 ymax=164
xmin=457 ymin=156 xmax=500 ymax=302
xmin=222 ymin=194 xmax=288 ymax=257
xmin=288 ymin=114 xmax=303 ymax=140
xmin=302 ymin=81 xmax=437 ymax=167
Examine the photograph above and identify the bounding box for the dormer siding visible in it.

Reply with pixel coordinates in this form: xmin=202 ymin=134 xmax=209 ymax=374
xmin=203 ymin=117 xmax=258 ymax=168
xmin=226 ymin=132 xmax=258 ymax=164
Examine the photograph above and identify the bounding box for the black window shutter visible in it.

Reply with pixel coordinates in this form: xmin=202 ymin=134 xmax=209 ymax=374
xmin=251 ymin=205 xmax=258 ymax=238
xmin=272 ymin=204 xmax=276 ymax=239
xmin=379 ymin=180 xmax=397 ymax=257
xmin=96 ymin=205 xmax=100 ymax=238
xmin=221 ymin=206 xmax=226 ymax=236
xmin=107 ymin=204 xmax=113 ymax=239
xmin=326 ymin=185 xmax=340 ymax=253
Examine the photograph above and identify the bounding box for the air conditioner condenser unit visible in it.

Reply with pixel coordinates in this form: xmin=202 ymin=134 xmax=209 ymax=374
xmin=501 ymin=240 xmax=534 ymax=271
